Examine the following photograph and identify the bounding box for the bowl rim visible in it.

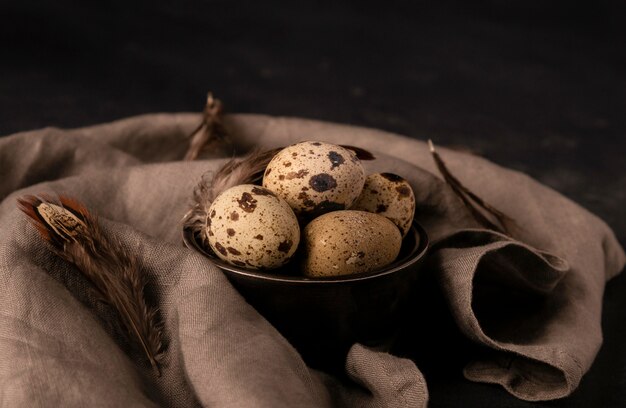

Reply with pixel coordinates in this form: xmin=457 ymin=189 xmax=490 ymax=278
xmin=182 ymin=220 xmax=429 ymax=284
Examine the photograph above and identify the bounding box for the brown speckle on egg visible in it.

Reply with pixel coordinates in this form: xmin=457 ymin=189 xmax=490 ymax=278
xmin=214 ymin=242 xmax=227 ymax=256
xmin=309 ymin=173 xmax=337 ymax=192
xmin=297 ymin=191 xmax=316 ymax=208
xmin=277 ymin=240 xmax=293 ymax=253
xmin=237 ymin=192 xmax=257 ymax=213
xmin=227 ymin=247 xmax=241 ymax=255
xmin=396 ymin=185 xmax=411 ymax=198
xmin=286 ymin=170 xmax=309 ymax=180
xmin=328 ymin=151 xmax=345 ymax=169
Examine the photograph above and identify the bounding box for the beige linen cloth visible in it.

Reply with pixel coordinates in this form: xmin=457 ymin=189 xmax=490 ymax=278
xmin=0 ymin=113 xmax=624 ymax=407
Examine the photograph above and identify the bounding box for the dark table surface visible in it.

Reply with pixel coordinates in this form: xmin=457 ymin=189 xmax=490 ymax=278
xmin=2 ymin=1 xmax=625 ymax=406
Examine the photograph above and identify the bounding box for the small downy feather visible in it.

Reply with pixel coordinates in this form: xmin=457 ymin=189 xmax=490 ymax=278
xmin=182 ymin=148 xmax=281 ymax=247
xmin=428 ymin=140 xmax=521 ymax=237
xmin=17 ymin=195 xmax=165 ymax=376
xmin=184 ymin=92 xmax=231 ymax=161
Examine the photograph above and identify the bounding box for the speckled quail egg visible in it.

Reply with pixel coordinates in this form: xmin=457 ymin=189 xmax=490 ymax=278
xmin=206 ymin=184 xmax=300 ymax=269
xmin=301 ymin=210 xmax=402 ymax=277
xmin=351 ymin=173 xmax=415 ymax=237
xmin=262 ymin=141 xmax=366 ymax=218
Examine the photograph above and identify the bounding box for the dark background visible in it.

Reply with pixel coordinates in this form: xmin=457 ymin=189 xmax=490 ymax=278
xmin=1 ymin=1 xmax=625 ymax=406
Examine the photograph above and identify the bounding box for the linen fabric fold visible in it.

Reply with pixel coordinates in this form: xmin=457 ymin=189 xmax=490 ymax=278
xmin=0 ymin=113 xmax=622 ymax=406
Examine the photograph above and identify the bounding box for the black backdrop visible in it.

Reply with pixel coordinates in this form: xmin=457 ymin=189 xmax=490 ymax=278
xmin=1 ymin=1 xmax=625 ymax=406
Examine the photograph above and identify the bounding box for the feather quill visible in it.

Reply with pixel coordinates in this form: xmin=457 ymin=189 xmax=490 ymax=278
xmin=17 ymin=195 xmax=164 ymax=376
xmin=184 ymin=92 xmax=231 ymax=161
xmin=428 ymin=139 xmax=521 ymax=236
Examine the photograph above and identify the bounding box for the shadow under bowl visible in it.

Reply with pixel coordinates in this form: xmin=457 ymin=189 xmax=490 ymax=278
xmin=183 ymin=221 xmax=429 ymax=373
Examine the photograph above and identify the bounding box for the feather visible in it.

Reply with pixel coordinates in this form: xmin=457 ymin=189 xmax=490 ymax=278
xmin=184 ymin=92 xmax=231 ymax=161
xmin=340 ymin=145 xmax=376 ymax=161
xmin=428 ymin=140 xmax=521 ymax=236
xmin=182 ymin=148 xmax=281 ymax=247
xmin=17 ymin=195 xmax=165 ymax=376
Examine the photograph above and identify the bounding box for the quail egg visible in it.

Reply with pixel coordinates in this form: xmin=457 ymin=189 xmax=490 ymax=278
xmin=262 ymin=141 xmax=365 ymax=218
xmin=206 ymin=184 xmax=300 ymax=269
xmin=301 ymin=210 xmax=402 ymax=277
xmin=351 ymin=173 xmax=415 ymax=237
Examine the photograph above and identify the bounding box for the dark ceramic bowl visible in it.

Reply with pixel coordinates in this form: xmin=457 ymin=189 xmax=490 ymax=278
xmin=183 ymin=221 xmax=429 ymax=372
